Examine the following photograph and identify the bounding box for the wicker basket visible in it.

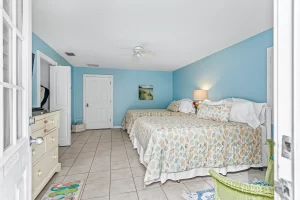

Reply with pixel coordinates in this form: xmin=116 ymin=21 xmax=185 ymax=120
xmin=72 ymin=123 xmax=86 ymax=133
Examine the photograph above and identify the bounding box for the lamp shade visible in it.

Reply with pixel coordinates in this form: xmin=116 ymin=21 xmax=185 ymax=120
xmin=193 ymin=90 xmax=208 ymax=100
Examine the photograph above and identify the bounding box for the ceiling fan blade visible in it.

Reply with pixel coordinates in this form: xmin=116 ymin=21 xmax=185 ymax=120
xmin=143 ymin=52 xmax=156 ymax=59
xmin=121 ymin=53 xmax=133 ymax=56
xmin=142 ymin=49 xmax=156 ymax=56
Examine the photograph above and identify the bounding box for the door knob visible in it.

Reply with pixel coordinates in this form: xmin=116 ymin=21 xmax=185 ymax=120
xmin=30 ymin=136 xmax=44 ymax=146
xmin=86 ymin=103 xmax=89 ymax=107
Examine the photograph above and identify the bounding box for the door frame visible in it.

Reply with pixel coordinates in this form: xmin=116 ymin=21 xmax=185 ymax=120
xmin=293 ymin=0 xmax=300 ymax=197
xmin=83 ymin=74 xmax=113 ymax=128
xmin=0 ymin=0 xmax=33 ymax=198
xmin=35 ymin=50 xmax=57 ymax=107
xmin=274 ymin=0 xmax=299 ymax=198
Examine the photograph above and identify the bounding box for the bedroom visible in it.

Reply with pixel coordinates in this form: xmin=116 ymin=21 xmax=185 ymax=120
xmin=1 ymin=0 xmax=299 ymax=200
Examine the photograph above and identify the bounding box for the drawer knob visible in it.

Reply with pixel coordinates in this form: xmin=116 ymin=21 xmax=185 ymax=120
xmin=32 ymin=149 xmax=36 ymax=155
xmin=37 ymin=170 xmax=42 ymax=177
xmin=51 ymin=137 xmax=55 ymax=142
xmin=44 ymin=129 xmax=48 ymax=133
xmin=44 ymin=120 xmax=48 ymax=124
xmin=53 ymin=155 xmax=57 ymax=159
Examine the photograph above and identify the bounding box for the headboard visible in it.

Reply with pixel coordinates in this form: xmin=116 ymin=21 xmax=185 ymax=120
xmin=263 ymin=106 xmax=272 ymax=140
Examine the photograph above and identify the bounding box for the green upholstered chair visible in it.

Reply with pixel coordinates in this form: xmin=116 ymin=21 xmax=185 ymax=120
xmin=208 ymin=139 xmax=275 ymax=200
xmin=264 ymin=140 xmax=274 ymax=186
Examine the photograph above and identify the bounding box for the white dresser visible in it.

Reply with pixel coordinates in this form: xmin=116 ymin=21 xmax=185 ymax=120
xmin=31 ymin=110 xmax=61 ymax=199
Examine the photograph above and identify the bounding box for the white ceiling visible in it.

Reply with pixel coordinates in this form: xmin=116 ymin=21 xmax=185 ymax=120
xmin=33 ymin=0 xmax=273 ymax=71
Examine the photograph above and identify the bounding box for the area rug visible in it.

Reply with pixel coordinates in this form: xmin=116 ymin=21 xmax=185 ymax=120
xmin=182 ymin=181 xmax=268 ymax=200
xmin=41 ymin=180 xmax=84 ymax=200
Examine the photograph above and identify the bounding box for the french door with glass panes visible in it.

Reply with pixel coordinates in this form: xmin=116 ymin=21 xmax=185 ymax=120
xmin=0 ymin=0 xmax=32 ymax=199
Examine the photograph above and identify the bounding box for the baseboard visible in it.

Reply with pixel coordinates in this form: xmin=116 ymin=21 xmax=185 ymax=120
xmin=113 ymin=126 xmax=122 ymax=128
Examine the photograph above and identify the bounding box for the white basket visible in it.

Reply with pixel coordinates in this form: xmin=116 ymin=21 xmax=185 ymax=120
xmin=72 ymin=123 xmax=86 ymax=133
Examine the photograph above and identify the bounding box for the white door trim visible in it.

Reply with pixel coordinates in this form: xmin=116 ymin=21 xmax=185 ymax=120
xmin=0 ymin=0 xmax=33 ymax=198
xmin=267 ymin=47 xmax=274 ymax=123
xmin=36 ymin=50 xmax=57 ymax=107
xmin=83 ymin=74 xmax=113 ymax=128
xmin=293 ymin=0 xmax=300 ymax=197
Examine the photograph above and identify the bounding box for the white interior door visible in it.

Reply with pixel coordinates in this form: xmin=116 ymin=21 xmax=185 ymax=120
xmin=84 ymin=75 xmax=113 ymax=129
xmin=0 ymin=0 xmax=32 ymax=199
xmin=274 ymin=0 xmax=296 ymax=199
xmin=50 ymin=66 xmax=71 ymax=146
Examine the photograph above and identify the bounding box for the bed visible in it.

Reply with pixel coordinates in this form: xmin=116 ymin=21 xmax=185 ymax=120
xmin=121 ymin=109 xmax=193 ymax=133
xmin=129 ymin=107 xmax=272 ymax=185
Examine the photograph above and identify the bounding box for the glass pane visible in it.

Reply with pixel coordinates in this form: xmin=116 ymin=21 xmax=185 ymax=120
xmin=3 ymin=0 xmax=12 ymax=17
xmin=3 ymin=20 xmax=12 ymax=83
xmin=16 ymin=37 xmax=22 ymax=85
xmin=17 ymin=90 xmax=22 ymax=139
xmin=3 ymin=88 xmax=12 ymax=150
xmin=16 ymin=0 xmax=23 ymax=33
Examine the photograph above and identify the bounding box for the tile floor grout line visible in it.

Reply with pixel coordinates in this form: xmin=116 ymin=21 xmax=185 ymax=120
xmin=124 ymin=129 xmax=146 ymax=200
xmin=81 ymin=129 xmax=104 ymax=199
xmin=66 ymin=129 xmax=91 ymax=191
xmin=127 ymin=134 xmax=140 ymax=200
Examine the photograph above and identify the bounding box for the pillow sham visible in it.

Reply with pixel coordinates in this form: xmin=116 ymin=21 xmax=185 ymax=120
xmin=167 ymin=101 xmax=180 ymax=112
xmin=197 ymin=104 xmax=232 ymax=122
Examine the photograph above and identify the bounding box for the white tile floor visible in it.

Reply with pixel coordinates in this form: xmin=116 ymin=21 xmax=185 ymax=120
xmin=36 ymin=129 xmax=266 ymax=200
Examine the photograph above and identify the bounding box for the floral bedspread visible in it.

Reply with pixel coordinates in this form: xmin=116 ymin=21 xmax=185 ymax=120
xmin=130 ymin=116 xmax=262 ymax=185
xmin=122 ymin=109 xmax=191 ymax=133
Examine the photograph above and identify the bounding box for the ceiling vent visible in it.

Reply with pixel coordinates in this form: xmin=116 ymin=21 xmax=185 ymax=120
xmin=87 ymin=64 xmax=99 ymax=67
xmin=65 ymin=52 xmax=75 ymax=56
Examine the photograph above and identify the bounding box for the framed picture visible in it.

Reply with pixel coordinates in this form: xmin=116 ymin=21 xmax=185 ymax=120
xmin=139 ymin=85 xmax=153 ymax=100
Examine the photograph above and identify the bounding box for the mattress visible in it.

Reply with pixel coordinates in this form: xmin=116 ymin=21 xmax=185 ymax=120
xmin=121 ymin=109 xmax=192 ymax=133
xmin=130 ymin=115 xmax=263 ymax=185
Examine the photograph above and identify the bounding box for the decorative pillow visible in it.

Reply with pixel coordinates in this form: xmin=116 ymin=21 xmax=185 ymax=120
xmin=167 ymin=101 xmax=180 ymax=112
xmin=197 ymin=104 xmax=232 ymax=122
xmin=179 ymin=99 xmax=195 ymax=113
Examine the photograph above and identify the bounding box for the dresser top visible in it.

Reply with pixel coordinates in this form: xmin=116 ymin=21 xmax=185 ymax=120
xmin=33 ymin=110 xmax=61 ymax=121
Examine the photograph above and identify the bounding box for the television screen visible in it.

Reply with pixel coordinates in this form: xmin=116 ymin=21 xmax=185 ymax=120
xmin=32 ymin=53 xmax=35 ymax=73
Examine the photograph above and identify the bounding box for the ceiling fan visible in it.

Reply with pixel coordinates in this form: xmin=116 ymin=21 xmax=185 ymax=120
xmin=123 ymin=46 xmax=156 ymax=65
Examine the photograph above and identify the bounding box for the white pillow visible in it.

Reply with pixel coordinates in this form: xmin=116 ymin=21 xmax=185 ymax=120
xmin=179 ymin=100 xmax=195 ymax=113
xmin=202 ymin=99 xmax=225 ymax=105
xmin=232 ymin=98 xmax=267 ymax=124
xmin=180 ymin=99 xmax=193 ymax=103
xmin=229 ymin=101 xmax=261 ymax=128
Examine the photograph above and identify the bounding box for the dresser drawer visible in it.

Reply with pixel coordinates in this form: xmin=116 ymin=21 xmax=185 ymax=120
xmin=45 ymin=113 xmax=59 ymax=131
xmin=32 ymin=155 xmax=48 ymax=189
xmin=45 ymin=129 xmax=58 ymax=152
xmin=32 ymin=147 xmax=58 ymax=190
xmin=32 ymin=129 xmax=46 ymax=163
xmin=48 ymin=147 xmax=59 ymax=169
xmin=31 ymin=118 xmax=46 ymax=132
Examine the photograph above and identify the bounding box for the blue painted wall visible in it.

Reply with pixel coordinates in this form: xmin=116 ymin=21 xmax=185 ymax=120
xmin=32 ymin=33 xmax=73 ymax=107
xmin=173 ymin=28 xmax=273 ymax=103
xmin=72 ymin=67 xmax=173 ymax=126
xmin=33 ymin=28 xmax=273 ymax=128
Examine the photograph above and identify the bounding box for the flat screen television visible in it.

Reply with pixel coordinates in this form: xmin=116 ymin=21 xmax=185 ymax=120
xmin=32 ymin=53 xmax=35 ymax=73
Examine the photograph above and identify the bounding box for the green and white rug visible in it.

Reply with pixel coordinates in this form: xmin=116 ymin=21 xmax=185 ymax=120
xmin=41 ymin=180 xmax=84 ymax=200
xmin=182 ymin=181 xmax=269 ymax=200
